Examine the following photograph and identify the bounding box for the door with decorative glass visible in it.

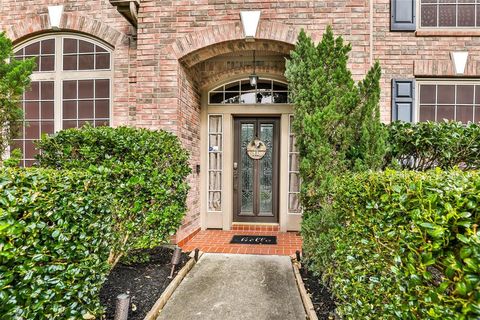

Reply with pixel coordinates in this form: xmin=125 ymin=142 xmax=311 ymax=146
xmin=233 ymin=117 xmax=280 ymax=222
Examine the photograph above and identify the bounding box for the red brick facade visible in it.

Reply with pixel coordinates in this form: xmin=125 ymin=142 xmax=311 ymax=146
xmin=2 ymin=0 xmax=479 ymax=243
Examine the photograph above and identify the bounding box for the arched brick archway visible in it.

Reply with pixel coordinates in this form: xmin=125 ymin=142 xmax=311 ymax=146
xmin=181 ymin=39 xmax=294 ymax=69
xmin=6 ymin=12 xmax=128 ymax=47
xmin=148 ymin=19 xmax=300 ymax=131
xmin=143 ymin=21 xmax=301 ymax=244
xmin=164 ymin=21 xmax=299 ymax=67
xmin=199 ymin=65 xmax=287 ymax=90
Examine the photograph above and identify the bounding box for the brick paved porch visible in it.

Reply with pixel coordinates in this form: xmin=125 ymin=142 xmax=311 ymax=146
xmin=179 ymin=229 xmax=302 ymax=256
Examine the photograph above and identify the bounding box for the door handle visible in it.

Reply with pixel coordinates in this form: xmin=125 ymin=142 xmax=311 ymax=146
xmin=233 ymin=162 xmax=238 ymax=192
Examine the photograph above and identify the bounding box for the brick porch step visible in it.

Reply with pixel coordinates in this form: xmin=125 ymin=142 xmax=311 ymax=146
xmin=179 ymin=229 xmax=302 ymax=256
xmin=231 ymin=223 xmax=280 ymax=231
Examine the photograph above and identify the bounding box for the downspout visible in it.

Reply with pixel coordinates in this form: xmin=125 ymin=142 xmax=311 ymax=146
xmin=370 ymin=0 xmax=374 ymax=65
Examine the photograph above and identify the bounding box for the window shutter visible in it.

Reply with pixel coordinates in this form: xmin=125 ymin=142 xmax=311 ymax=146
xmin=391 ymin=0 xmax=416 ymax=31
xmin=392 ymin=79 xmax=415 ymax=122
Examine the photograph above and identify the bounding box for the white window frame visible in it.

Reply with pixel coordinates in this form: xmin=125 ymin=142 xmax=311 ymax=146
xmin=417 ymin=0 xmax=480 ymax=30
xmin=14 ymin=33 xmax=113 ymax=134
xmin=8 ymin=33 xmax=114 ymax=163
xmin=208 ymin=78 xmax=289 ymax=105
xmin=207 ymin=114 xmax=224 ymax=213
xmin=287 ymin=114 xmax=302 ymax=214
xmin=415 ymin=78 xmax=480 ymax=122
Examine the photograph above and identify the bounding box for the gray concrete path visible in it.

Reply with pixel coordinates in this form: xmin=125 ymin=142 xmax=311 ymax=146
xmin=157 ymin=253 xmax=306 ymax=320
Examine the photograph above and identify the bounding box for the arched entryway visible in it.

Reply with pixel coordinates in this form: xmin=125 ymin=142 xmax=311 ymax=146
xmin=161 ymin=21 xmax=303 ymax=239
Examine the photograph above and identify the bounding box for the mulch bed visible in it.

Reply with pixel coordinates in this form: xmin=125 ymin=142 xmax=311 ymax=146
xmin=301 ymin=266 xmax=337 ymax=320
xmin=99 ymin=246 xmax=189 ymax=320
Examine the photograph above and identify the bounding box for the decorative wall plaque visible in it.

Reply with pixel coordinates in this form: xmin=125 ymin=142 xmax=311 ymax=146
xmin=246 ymin=138 xmax=267 ymax=160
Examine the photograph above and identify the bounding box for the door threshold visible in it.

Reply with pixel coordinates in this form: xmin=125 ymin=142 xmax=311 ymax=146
xmin=232 ymin=222 xmax=279 ymax=226
xmin=232 ymin=223 xmax=280 ymax=231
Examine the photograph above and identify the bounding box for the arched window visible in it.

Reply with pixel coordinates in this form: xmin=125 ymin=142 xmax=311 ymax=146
xmin=11 ymin=34 xmax=113 ymax=166
xmin=208 ymin=78 xmax=289 ymax=104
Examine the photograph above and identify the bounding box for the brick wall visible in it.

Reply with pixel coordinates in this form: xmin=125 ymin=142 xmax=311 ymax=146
xmin=177 ymin=64 xmax=201 ymax=241
xmin=2 ymin=0 xmax=479 ymax=241
xmin=374 ymin=0 xmax=480 ymax=121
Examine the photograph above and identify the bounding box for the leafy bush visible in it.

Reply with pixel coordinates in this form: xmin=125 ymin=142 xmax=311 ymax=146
xmin=0 ymin=168 xmax=112 ymax=319
xmin=36 ymin=125 xmax=191 ymax=265
xmin=285 ymin=26 xmax=386 ymax=206
xmin=386 ymin=121 xmax=480 ymax=171
xmin=303 ymin=169 xmax=480 ymax=319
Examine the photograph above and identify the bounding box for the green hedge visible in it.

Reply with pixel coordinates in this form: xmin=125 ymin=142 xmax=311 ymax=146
xmin=36 ymin=125 xmax=191 ymax=265
xmin=0 ymin=168 xmax=112 ymax=319
xmin=302 ymin=169 xmax=480 ymax=319
xmin=1 ymin=126 xmax=191 ymax=318
xmin=386 ymin=121 xmax=480 ymax=171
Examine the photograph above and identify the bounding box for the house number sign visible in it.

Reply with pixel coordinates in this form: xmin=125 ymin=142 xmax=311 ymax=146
xmin=246 ymin=138 xmax=267 ymax=160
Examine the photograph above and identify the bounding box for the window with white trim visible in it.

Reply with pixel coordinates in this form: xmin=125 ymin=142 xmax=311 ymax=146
xmin=209 ymin=79 xmax=289 ymax=104
xmin=11 ymin=34 xmax=113 ymax=167
xmin=418 ymin=82 xmax=480 ymax=122
xmin=420 ymin=0 xmax=480 ymax=28
xmin=288 ymin=115 xmax=301 ymax=213
xmin=208 ymin=115 xmax=223 ymax=212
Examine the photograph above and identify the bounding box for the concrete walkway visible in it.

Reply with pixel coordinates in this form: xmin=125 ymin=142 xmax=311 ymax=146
xmin=157 ymin=253 xmax=306 ymax=320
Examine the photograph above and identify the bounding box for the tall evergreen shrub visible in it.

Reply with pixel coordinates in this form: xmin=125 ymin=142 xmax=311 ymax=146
xmin=0 ymin=32 xmax=35 ymax=158
xmin=285 ymin=26 xmax=386 ymax=207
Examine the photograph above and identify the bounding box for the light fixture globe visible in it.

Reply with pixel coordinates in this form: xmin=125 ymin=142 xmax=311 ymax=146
xmin=249 ymin=74 xmax=258 ymax=87
xmin=249 ymin=50 xmax=259 ymax=87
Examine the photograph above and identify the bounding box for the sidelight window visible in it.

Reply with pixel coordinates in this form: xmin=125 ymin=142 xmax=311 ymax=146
xmin=288 ymin=116 xmax=301 ymax=213
xmin=208 ymin=115 xmax=223 ymax=212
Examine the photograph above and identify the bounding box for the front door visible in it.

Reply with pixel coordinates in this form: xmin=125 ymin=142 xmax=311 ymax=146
xmin=233 ymin=117 xmax=280 ymax=223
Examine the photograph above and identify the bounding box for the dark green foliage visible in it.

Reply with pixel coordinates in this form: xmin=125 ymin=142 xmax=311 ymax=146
xmin=0 ymin=126 xmax=190 ymax=319
xmin=302 ymin=169 xmax=480 ymax=319
xmin=0 ymin=32 xmax=35 ymax=158
xmin=0 ymin=168 xmax=112 ymax=319
xmin=36 ymin=125 xmax=191 ymax=265
xmin=287 ymin=27 xmax=479 ymax=320
xmin=386 ymin=121 xmax=480 ymax=171
xmin=285 ymin=26 xmax=386 ymax=206
xmin=2 ymin=148 xmax=22 ymax=168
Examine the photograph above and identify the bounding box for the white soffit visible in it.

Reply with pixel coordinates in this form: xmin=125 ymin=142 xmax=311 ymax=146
xmin=48 ymin=5 xmax=64 ymax=29
xmin=240 ymin=11 xmax=261 ymax=40
xmin=450 ymin=51 xmax=469 ymax=75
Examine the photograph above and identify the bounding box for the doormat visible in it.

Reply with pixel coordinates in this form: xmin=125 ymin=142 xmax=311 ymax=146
xmin=230 ymin=235 xmax=277 ymax=245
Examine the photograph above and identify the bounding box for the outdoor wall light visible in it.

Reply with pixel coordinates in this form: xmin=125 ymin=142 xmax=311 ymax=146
xmin=249 ymin=50 xmax=259 ymax=87
xmin=451 ymin=51 xmax=469 ymax=75
xmin=48 ymin=5 xmax=64 ymax=30
xmin=240 ymin=10 xmax=261 ymax=41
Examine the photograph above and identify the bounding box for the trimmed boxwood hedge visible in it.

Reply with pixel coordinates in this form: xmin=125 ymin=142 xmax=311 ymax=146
xmin=36 ymin=125 xmax=191 ymax=266
xmin=0 ymin=168 xmax=112 ymax=319
xmin=302 ymin=169 xmax=480 ymax=319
